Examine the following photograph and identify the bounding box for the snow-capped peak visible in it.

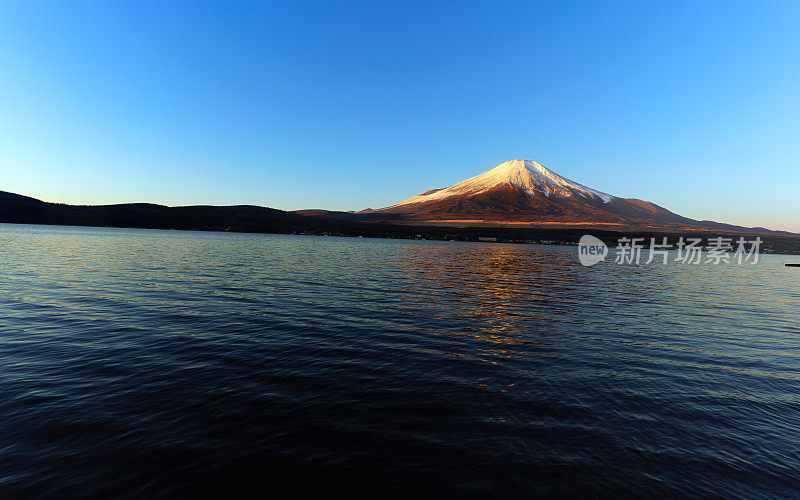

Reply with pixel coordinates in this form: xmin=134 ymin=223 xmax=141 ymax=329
xmin=389 ymin=159 xmax=614 ymax=208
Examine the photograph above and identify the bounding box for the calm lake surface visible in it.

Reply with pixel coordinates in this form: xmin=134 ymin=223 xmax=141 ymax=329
xmin=1 ymin=223 xmax=799 ymax=498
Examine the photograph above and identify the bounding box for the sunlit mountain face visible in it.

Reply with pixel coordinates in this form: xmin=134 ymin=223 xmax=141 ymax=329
xmin=365 ymin=159 xmax=743 ymax=231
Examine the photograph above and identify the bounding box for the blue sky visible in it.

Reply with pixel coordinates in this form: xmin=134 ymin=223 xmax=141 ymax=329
xmin=2 ymin=1 xmax=799 ymax=231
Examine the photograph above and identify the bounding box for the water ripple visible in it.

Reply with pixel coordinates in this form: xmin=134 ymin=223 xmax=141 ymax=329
xmin=1 ymin=224 xmax=799 ymax=498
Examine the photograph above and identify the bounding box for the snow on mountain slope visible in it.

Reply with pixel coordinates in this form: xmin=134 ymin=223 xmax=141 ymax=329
xmin=349 ymin=159 xmax=793 ymax=232
xmin=388 ymin=159 xmax=614 ymax=208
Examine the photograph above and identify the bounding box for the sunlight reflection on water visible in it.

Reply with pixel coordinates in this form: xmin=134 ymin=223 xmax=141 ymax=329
xmin=1 ymin=224 xmax=799 ymax=497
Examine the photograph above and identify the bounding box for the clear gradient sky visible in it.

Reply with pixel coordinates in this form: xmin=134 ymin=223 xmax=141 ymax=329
xmin=2 ymin=1 xmax=799 ymax=231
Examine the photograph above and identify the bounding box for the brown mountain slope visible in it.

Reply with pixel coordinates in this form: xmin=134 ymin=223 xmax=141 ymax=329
xmin=364 ymin=159 xmax=777 ymax=233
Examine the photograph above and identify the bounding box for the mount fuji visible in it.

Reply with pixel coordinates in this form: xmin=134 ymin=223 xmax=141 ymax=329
xmin=364 ymin=159 xmax=715 ymax=229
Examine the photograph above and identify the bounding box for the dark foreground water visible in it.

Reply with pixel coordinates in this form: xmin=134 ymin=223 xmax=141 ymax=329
xmin=1 ymin=224 xmax=799 ymax=498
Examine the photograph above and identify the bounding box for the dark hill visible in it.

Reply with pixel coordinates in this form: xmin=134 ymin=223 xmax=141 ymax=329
xmin=0 ymin=191 xmax=359 ymax=234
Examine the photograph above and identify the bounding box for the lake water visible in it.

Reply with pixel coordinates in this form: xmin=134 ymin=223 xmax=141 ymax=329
xmin=1 ymin=224 xmax=799 ymax=498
